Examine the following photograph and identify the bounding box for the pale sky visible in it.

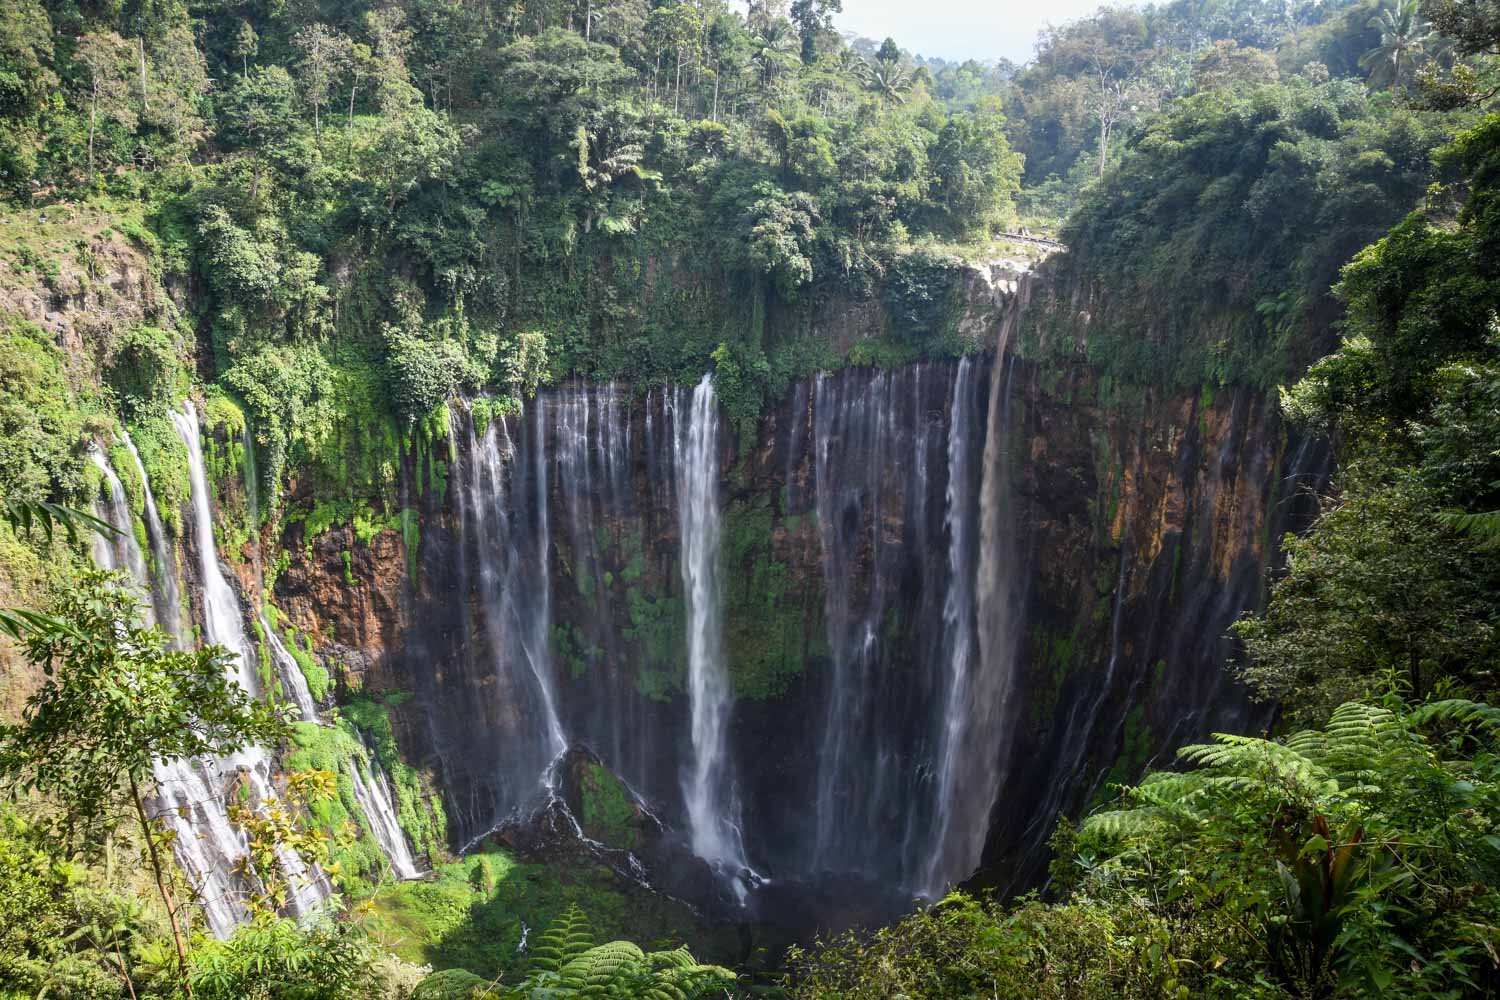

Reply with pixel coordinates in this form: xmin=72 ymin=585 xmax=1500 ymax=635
xmin=834 ymin=0 xmax=1137 ymax=65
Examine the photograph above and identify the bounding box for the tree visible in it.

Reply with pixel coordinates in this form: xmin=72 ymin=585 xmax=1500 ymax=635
xmin=0 ymin=572 xmax=287 ymax=992
xmin=293 ymin=23 xmax=353 ymax=141
xmin=1234 ymin=477 xmax=1500 ymax=723
xmin=1359 ymin=0 xmax=1437 ymax=90
xmin=790 ymin=0 xmax=841 ymax=61
xmin=74 ymin=31 xmax=138 ymax=182
xmin=232 ymin=20 xmax=257 ymax=77
xmin=857 ymin=40 xmax=913 ymax=103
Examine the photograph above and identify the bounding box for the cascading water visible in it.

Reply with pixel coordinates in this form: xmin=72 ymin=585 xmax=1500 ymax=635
xmin=672 ymin=375 xmax=750 ymax=884
xmin=920 ymin=356 xmax=989 ymax=896
xmin=121 ymin=434 xmax=184 ymax=643
xmin=349 ymin=749 xmax=420 ymax=880
xmin=88 ymin=445 xmax=252 ymax=937
xmin=170 ymin=403 xmax=329 ymax=924
xmin=805 ymin=360 xmax=996 ymax=894
xmin=260 ymin=615 xmax=318 ymax=723
xmin=452 ymin=403 xmax=567 ymax=838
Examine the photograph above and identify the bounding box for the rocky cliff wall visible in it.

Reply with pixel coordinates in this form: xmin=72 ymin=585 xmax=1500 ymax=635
xmin=251 ymin=260 xmax=1328 ymax=907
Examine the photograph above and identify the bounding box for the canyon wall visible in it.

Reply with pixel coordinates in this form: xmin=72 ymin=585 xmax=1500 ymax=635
xmin=265 ymin=261 xmax=1329 ymax=910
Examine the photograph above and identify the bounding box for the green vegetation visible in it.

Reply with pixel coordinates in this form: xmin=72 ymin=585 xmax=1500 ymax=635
xmin=576 ymin=760 xmax=638 ymax=851
xmin=3 ymin=0 xmax=1500 ymax=997
xmin=0 ymin=571 xmax=289 ymax=991
xmin=720 ymin=497 xmax=823 ymax=700
xmin=367 ymin=848 xmax=737 ymax=982
xmin=1024 ymin=78 xmax=1458 ymax=390
xmin=794 ymin=699 xmax=1500 ymax=999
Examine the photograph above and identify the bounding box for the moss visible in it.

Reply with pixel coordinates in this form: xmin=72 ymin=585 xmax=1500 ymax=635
xmin=1090 ymin=704 xmax=1153 ymax=811
xmin=719 ymin=498 xmax=821 ymax=700
xmin=623 ymin=583 xmax=686 ymax=703
xmin=398 ymin=507 xmax=421 ymax=579
xmin=284 ymin=720 xmax=388 ymax=891
xmin=125 ymin=413 xmax=191 ymax=538
xmin=577 ymin=762 xmax=638 ymax=851
xmin=283 ymin=626 xmax=330 ymax=703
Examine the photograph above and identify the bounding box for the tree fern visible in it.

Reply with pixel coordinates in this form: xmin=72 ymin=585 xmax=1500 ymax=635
xmin=638 ymin=965 xmax=738 ymax=1000
xmin=1407 ymin=697 xmax=1500 ymax=740
xmin=526 ymin=903 xmax=597 ymax=975
xmin=557 ymin=940 xmax=646 ymax=995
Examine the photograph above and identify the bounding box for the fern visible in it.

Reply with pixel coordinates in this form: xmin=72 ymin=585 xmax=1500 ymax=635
xmin=639 ymin=965 xmax=738 ymax=1000
xmin=558 ymin=940 xmax=646 ymax=994
xmin=1440 ymin=508 xmax=1500 ymax=549
xmin=1407 ymin=698 xmax=1500 ymax=740
xmin=526 ymin=903 xmax=597 ymax=975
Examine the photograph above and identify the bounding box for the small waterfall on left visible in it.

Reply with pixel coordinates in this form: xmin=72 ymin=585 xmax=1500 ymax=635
xmin=169 ymin=404 xmax=331 ymax=928
xmin=672 ymin=375 xmax=752 ymax=892
xmin=88 ymin=442 xmax=254 ymax=937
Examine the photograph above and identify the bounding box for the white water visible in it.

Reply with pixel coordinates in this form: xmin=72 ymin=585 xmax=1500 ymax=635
xmin=672 ymin=375 xmax=750 ymax=887
xmin=120 ymin=434 xmax=184 ymax=643
xmin=170 ymin=404 xmax=329 ymax=926
xmin=349 ymin=750 xmax=420 ymax=879
xmin=89 ymin=445 xmax=253 ymax=937
xmin=922 ymin=356 xmax=985 ymax=896
xmin=455 ymin=403 xmax=567 ymax=828
xmin=259 ymin=614 xmax=319 ymax=723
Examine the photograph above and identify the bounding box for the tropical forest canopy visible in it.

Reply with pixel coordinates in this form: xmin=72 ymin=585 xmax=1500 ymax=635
xmin=1 ymin=0 xmax=1500 ymax=997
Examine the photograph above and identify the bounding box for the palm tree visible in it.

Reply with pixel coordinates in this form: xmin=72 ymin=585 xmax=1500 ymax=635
xmin=1359 ymin=0 xmax=1437 ymax=90
xmin=750 ymin=20 xmax=797 ymax=93
xmin=856 ymin=54 xmax=913 ymax=103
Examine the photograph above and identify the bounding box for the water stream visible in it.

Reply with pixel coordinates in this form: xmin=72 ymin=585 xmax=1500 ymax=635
xmin=672 ymin=375 xmax=751 ymax=887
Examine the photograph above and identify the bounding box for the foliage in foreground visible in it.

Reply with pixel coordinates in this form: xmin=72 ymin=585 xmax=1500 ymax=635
xmin=791 ymin=698 xmax=1500 ymax=999
xmin=409 ymin=903 xmax=736 ymax=1000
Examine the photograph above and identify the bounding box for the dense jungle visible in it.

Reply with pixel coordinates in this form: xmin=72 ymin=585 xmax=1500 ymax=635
xmin=1 ymin=0 xmax=1499 ymax=997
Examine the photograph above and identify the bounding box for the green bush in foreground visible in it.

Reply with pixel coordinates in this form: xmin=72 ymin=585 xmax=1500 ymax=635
xmin=791 ymin=699 xmax=1500 ymax=1000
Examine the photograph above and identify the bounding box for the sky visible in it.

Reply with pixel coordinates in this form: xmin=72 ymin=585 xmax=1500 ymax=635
xmin=833 ymin=0 xmax=1136 ymax=65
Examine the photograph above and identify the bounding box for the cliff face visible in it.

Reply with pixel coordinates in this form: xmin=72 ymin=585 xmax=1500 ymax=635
xmin=255 ymin=260 xmax=1327 ymax=905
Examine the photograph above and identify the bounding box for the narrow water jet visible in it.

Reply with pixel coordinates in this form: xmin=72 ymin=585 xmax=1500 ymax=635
xmin=673 ymin=375 xmax=750 ymax=882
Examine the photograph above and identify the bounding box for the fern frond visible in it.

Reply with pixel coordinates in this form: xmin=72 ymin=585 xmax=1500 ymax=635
xmin=558 ymin=940 xmax=646 ymax=992
xmin=640 ymin=965 xmax=737 ymax=1000
xmin=1407 ymin=699 xmax=1500 ymax=741
xmin=1081 ymin=806 xmax=1169 ymax=842
xmin=1440 ymin=509 xmax=1500 ymax=549
xmin=527 ymin=903 xmax=597 ymax=974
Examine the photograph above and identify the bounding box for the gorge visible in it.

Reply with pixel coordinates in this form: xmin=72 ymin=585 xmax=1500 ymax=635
xmin=7 ymin=1 xmax=1495 ymax=994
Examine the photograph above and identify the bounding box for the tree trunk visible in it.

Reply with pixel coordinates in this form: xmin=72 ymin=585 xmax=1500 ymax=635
xmin=88 ymin=89 xmax=98 ymax=182
xmin=138 ymin=36 xmax=150 ymax=112
xmin=129 ymin=770 xmax=192 ymax=997
xmin=712 ymin=61 xmax=720 ymax=121
xmin=1098 ymin=114 xmax=1109 ymax=178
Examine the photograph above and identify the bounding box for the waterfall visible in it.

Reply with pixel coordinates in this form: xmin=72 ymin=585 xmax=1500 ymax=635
xmin=349 ymin=749 xmax=420 ymax=880
xmin=804 ymin=361 xmax=997 ymax=893
xmin=921 ymin=356 xmax=985 ymax=895
xmin=672 ymin=375 xmax=749 ymax=883
xmin=88 ymin=444 xmax=254 ymax=937
xmin=120 ymin=434 xmax=184 ymax=643
xmin=89 ymin=450 xmax=152 ymax=596
xmin=169 ymin=403 xmax=329 ymax=926
xmin=455 ymin=404 xmax=567 ymax=833
xmin=259 ymin=615 xmax=318 ymax=723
